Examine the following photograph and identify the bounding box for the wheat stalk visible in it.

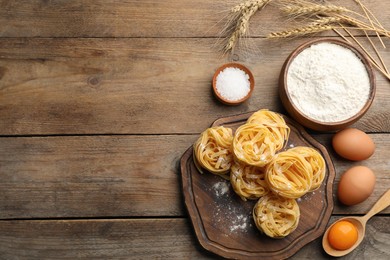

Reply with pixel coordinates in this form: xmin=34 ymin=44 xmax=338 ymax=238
xmin=363 ymin=30 xmax=389 ymax=74
xmin=264 ymin=0 xmax=390 ymax=79
xmin=222 ymin=0 xmax=390 ymax=79
xmin=309 ymin=17 xmax=343 ymax=26
xmin=334 ymin=14 xmax=390 ymax=37
xmin=232 ymin=0 xmax=267 ymax=13
xmin=268 ymin=24 xmax=333 ymax=38
xmin=282 ymin=5 xmax=349 ymax=17
xmin=354 ymin=0 xmax=386 ymax=48
xmin=223 ymin=0 xmax=271 ymax=53
xmin=341 ymin=26 xmax=390 ymax=80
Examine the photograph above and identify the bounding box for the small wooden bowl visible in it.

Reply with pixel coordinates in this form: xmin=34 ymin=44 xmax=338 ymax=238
xmin=212 ymin=63 xmax=255 ymax=105
xmin=279 ymin=38 xmax=376 ymax=131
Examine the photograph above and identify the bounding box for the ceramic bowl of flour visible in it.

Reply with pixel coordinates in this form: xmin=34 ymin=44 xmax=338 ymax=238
xmin=279 ymin=38 xmax=376 ymax=131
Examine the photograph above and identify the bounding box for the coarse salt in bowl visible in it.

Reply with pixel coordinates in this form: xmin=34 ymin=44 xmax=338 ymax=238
xmin=279 ymin=38 xmax=376 ymax=131
xmin=212 ymin=63 xmax=255 ymax=105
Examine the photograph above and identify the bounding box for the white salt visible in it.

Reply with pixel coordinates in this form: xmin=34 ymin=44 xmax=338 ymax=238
xmin=216 ymin=67 xmax=250 ymax=101
xmin=287 ymin=42 xmax=370 ymax=123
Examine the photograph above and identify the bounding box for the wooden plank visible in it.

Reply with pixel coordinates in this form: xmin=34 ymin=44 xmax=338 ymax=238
xmin=0 ymin=218 xmax=206 ymax=259
xmin=0 ymin=0 xmax=229 ymax=38
xmin=1 ymin=38 xmax=389 ymax=135
xmin=0 ymin=135 xmax=196 ymax=219
xmin=0 ymin=217 xmax=389 ymax=259
xmin=0 ymin=0 xmax=390 ymax=38
xmin=0 ymin=134 xmax=388 ymax=219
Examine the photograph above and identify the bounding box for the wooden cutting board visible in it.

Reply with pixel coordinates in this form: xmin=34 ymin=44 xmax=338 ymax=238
xmin=180 ymin=112 xmax=335 ymax=259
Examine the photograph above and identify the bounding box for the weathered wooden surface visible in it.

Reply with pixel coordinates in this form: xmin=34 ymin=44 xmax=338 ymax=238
xmin=0 ymin=134 xmax=388 ymax=219
xmin=0 ymin=0 xmax=389 ymax=259
xmin=0 ymin=217 xmax=389 ymax=259
xmin=0 ymin=0 xmax=389 ymax=38
xmin=0 ymin=38 xmax=389 ymax=135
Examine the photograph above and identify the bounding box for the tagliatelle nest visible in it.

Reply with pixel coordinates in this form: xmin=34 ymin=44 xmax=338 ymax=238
xmin=193 ymin=126 xmax=234 ymax=175
xmin=233 ymin=123 xmax=280 ymax=167
xmin=253 ymin=193 xmax=300 ymax=238
xmin=230 ymin=160 xmax=269 ymax=201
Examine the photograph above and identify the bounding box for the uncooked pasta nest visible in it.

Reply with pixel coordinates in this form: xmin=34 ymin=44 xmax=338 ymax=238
xmin=193 ymin=109 xmax=327 ymax=239
xmin=193 ymin=126 xmax=233 ymax=175
xmin=233 ymin=110 xmax=290 ymax=167
xmin=253 ymin=193 xmax=300 ymax=238
xmin=247 ymin=109 xmax=290 ymax=146
xmin=265 ymin=149 xmax=313 ymax=199
xmin=233 ymin=123 xmax=277 ymax=167
xmin=289 ymin=146 xmax=326 ymax=192
xmin=265 ymin=146 xmax=326 ymax=198
xmin=230 ymin=161 xmax=269 ymax=201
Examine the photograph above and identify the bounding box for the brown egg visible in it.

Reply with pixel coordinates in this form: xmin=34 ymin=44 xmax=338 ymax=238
xmin=337 ymin=166 xmax=376 ymax=205
xmin=332 ymin=128 xmax=375 ymax=161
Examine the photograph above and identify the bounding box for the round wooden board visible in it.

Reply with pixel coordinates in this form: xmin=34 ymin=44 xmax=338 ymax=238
xmin=180 ymin=111 xmax=335 ymax=259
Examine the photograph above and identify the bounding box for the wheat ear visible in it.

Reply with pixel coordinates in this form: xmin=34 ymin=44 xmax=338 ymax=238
xmin=309 ymin=17 xmax=343 ymax=26
xmin=268 ymin=24 xmax=334 ymax=38
xmin=282 ymin=5 xmax=349 ymax=17
xmin=224 ymin=0 xmax=271 ymax=53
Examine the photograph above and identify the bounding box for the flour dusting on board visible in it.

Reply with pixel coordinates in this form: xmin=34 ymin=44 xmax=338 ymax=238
xmin=230 ymin=214 xmax=249 ymax=232
xmin=213 ymin=181 xmax=229 ymax=197
xmin=211 ymin=180 xmax=252 ymax=234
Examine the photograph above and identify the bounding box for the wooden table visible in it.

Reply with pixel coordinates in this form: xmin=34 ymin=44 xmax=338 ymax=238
xmin=0 ymin=1 xmax=389 ymax=259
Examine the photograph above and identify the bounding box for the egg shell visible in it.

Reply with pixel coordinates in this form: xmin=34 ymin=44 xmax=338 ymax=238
xmin=332 ymin=128 xmax=375 ymax=161
xmin=337 ymin=166 xmax=376 ymax=206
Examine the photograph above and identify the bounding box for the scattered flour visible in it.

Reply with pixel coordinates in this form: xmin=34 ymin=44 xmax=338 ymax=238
xmin=230 ymin=214 xmax=248 ymax=232
xmin=213 ymin=181 xmax=229 ymax=197
xmin=211 ymin=183 xmax=251 ymax=234
xmin=287 ymin=42 xmax=371 ymax=123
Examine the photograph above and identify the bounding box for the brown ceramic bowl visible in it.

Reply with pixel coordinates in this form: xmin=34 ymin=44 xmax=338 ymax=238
xmin=212 ymin=63 xmax=255 ymax=105
xmin=279 ymin=38 xmax=376 ymax=131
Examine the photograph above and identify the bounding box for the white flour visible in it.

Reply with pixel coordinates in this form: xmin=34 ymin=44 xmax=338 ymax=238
xmin=212 ymin=181 xmax=229 ymax=197
xmin=287 ymin=42 xmax=371 ymax=123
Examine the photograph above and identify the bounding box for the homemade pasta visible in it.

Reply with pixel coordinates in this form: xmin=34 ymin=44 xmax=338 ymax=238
xmin=233 ymin=123 xmax=279 ymax=167
xmin=193 ymin=126 xmax=233 ymax=175
xmin=230 ymin=161 xmax=269 ymax=201
xmin=253 ymin=194 xmax=300 ymax=238
xmin=266 ymin=149 xmax=313 ymax=199
xmin=289 ymin=146 xmax=326 ymax=191
xmin=247 ymin=109 xmax=290 ymax=148
xmin=192 ymin=109 xmax=329 ymax=239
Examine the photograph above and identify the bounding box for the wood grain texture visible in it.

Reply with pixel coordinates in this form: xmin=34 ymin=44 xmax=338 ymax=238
xmin=1 ymin=0 xmax=389 ymax=258
xmin=0 ymin=0 xmax=229 ymax=38
xmin=0 ymin=217 xmax=388 ymax=259
xmin=1 ymin=38 xmax=389 ymax=135
xmin=0 ymin=133 xmax=388 ymax=219
xmin=0 ymin=0 xmax=389 ymax=38
xmin=0 ymin=135 xmax=196 ymax=219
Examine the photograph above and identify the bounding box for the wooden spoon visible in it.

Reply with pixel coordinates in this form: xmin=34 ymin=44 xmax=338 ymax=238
xmin=322 ymin=189 xmax=390 ymax=257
